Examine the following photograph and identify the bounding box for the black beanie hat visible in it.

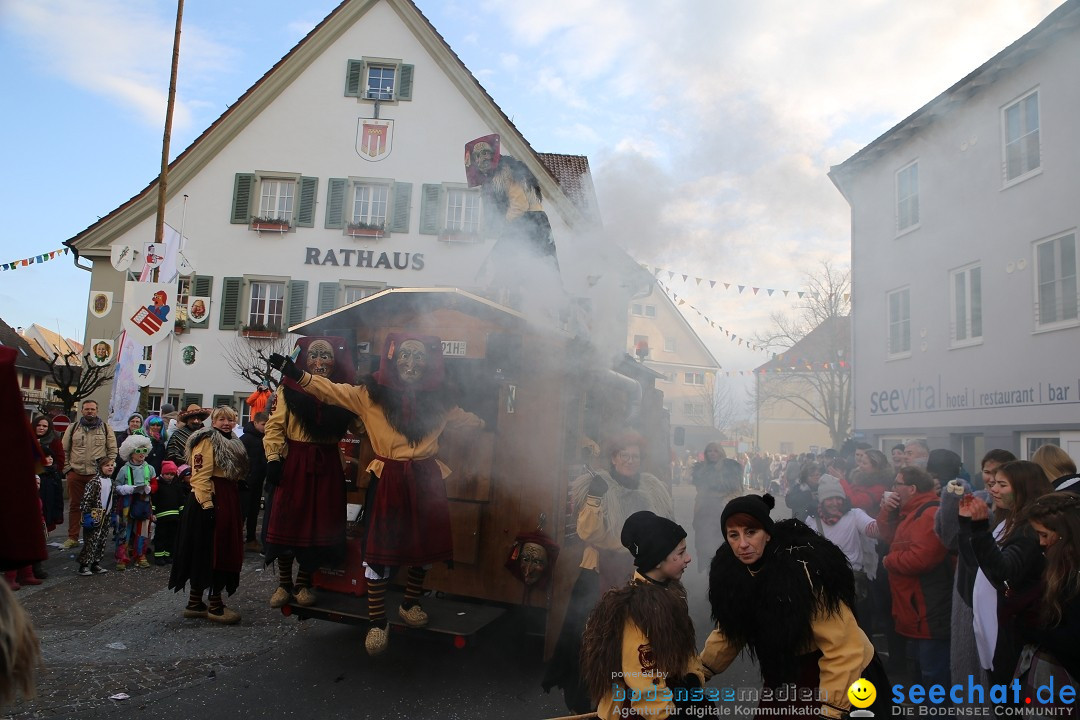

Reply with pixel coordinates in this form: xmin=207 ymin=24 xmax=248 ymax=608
xmin=720 ymin=493 xmax=777 ymax=534
xmin=927 ymin=449 xmax=962 ymax=482
xmin=620 ymin=511 xmax=687 ymax=571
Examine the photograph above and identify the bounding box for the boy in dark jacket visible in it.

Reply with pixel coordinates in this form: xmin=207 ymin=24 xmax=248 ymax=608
xmin=240 ymin=411 xmax=269 ymax=552
xmin=151 ymin=461 xmax=185 ymax=565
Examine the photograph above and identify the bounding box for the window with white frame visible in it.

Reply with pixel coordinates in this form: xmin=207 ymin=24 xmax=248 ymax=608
xmin=147 ymin=394 xmax=181 ymax=414
xmin=343 ymin=284 xmax=383 ymax=305
xmin=631 ymin=303 xmax=643 ymax=316
xmin=248 ymin=281 xmax=286 ymax=329
xmin=1035 ymin=232 xmax=1078 ymax=328
xmin=664 ymin=337 xmax=676 ymax=353
xmin=684 ymin=401 xmax=705 ymax=418
xmin=259 ymin=178 xmax=295 ymax=223
xmin=950 ymin=264 xmax=982 ymax=346
xmin=345 ymin=58 xmax=413 ymax=103
xmin=1003 ymin=90 xmax=1040 ymax=183
xmin=352 ymin=183 xmax=389 ymax=228
xmin=445 ymin=188 xmax=481 ymax=234
xmin=684 ymin=372 xmax=705 ymax=385
xmin=644 ymin=304 xmax=656 ymax=318
xmin=1023 ymin=435 xmax=1059 ymax=459
xmin=887 ymin=288 xmax=911 ymax=357
xmin=366 ymin=65 xmax=396 ymax=100
xmin=896 ymin=162 xmax=919 ymax=232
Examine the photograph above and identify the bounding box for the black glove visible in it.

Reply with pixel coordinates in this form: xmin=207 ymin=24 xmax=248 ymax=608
xmin=268 ymin=353 xmax=303 ymax=382
xmin=265 ymin=460 xmax=283 ymax=489
xmin=587 ymin=475 xmax=608 ymax=498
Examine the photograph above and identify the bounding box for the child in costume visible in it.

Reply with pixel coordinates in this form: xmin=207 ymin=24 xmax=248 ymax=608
xmin=114 ymin=434 xmax=156 ymax=570
xmin=580 ymin=510 xmax=710 ymax=720
xmin=78 ymin=458 xmax=114 ymax=576
xmin=151 ymin=460 xmax=185 ymax=565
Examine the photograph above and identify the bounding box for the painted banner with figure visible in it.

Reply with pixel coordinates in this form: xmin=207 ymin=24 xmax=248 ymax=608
xmin=121 ymin=282 xmax=174 ymax=347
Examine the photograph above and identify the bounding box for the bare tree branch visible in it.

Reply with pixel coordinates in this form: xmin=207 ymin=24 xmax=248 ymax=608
xmin=39 ymin=352 xmax=114 ymax=416
xmin=753 ymin=261 xmax=852 ymax=450
xmin=220 ymin=334 xmax=299 ymax=390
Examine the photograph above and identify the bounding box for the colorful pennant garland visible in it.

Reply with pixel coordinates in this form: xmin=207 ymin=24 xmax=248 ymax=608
xmin=1 ymin=247 xmax=70 ymax=271
xmin=639 ymin=262 xmax=851 ymax=305
xmin=657 ymin=279 xmax=772 ymax=355
xmin=653 ymin=279 xmax=852 ymax=376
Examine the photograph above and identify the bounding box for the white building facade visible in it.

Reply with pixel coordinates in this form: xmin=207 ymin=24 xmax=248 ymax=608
xmin=67 ymin=0 xmax=646 ymax=422
xmin=830 ymin=0 xmax=1080 ymax=463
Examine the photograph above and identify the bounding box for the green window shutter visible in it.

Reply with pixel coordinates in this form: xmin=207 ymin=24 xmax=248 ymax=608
xmin=325 ymin=178 xmax=348 ymax=229
xmin=397 ymin=64 xmax=414 ymax=101
xmin=390 ymin=182 xmax=412 ymax=233
xmin=345 ymin=59 xmax=364 ymax=97
xmin=287 ymin=279 xmax=308 ymax=327
xmin=212 ymin=394 xmax=233 ymax=411
xmin=219 ymin=277 xmax=242 ymax=330
xmin=189 ymin=275 xmax=214 ymax=329
xmin=295 ymin=176 xmax=318 ymax=228
xmin=317 ymin=282 xmax=339 ymax=315
xmin=231 ymin=173 xmax=255 ymax=224
xmin=418 ymin=184 xmax=443 ymax=235
xmin=182 ymin=393 xmax=202 ymax=409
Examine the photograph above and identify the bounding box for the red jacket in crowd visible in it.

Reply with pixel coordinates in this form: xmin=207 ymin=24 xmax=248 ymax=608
xmin=877 ymin=491 xmax=953 ymax=640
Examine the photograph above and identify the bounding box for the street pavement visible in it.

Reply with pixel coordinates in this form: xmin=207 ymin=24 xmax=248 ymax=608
xmin=5 ymin=484 xmax=761 ymax=720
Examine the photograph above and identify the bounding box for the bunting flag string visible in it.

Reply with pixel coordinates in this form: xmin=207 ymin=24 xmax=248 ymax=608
xmin=655 ymin=279 xmax=854 ymax=376
xmin=638 ymin=261 xmax=809 ymax=300
xmin=657 ymin=279 xmax=771 ymax=356
xmin=1 ymin=246 xmax=70 ymax=272
xmin=713 ymin=360 xmax=852 ymax=377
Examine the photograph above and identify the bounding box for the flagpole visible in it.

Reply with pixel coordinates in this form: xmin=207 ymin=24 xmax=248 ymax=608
xmin=160 ymin=194 xmax=188 ymax=410
xmin=154 ymin=0 xmax=184 ymax=254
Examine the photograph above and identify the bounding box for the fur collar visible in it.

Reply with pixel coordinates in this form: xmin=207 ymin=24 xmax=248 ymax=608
xmin=361 ymin=374 xmax=450 ymax=446
xmin=580 ymin=577 xmax=696 ymax=703
xmin=184 ymin=426 xmax=249 ymax=482
xmin=708 ymin=519 xmax=855 ymax=683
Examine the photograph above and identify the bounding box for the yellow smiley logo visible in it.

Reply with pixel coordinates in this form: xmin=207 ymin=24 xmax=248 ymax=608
xmin=848 ymin=678 xmax=876 ymax=709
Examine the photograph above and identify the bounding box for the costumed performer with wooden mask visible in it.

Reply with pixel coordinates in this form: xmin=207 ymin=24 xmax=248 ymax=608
xmin=263 ymin=337 xmax=358 ymax=609
xmin=269 ymin=333 xmax=484 ymax=656
xmin=262 ymin=336 xmax=356 ymax=608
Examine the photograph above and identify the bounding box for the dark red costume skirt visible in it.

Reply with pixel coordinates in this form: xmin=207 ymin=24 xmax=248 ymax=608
xmin=265 ymin=441 xmax=346 ymax=555
xmin=169 ymin=478 xmax=243 ymax=595
xmin=363 ymin=456 xmax=452 ymax=567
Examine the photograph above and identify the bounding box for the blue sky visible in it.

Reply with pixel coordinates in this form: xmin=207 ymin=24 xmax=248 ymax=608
xmin=0 ymin=0 xmax=1063 ymax=374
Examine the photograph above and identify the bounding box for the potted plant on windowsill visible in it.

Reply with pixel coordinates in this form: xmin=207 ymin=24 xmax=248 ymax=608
xmin=438 ymin=227 xmax=481 ymax=243
xmin=250 ymin=216 xmax=290 ymax=233
xmin=346 ymin=221 xmax=384 ymax=238
xmin=174 ymin=319 xmax=188 ymax=335
xmin=240 ymin=322 xmax=284 ymax=339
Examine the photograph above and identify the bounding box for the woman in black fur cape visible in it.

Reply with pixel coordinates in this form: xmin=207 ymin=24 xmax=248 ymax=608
xmin=703 ymin=494 xmax=890 ymax=719
xmin=581 ymin=511 xmax=711 ymax=720
xmin=269 ymin=333 xmax=484 ymax=656
xmin=263 ymin=336 xmax=358 ymax=610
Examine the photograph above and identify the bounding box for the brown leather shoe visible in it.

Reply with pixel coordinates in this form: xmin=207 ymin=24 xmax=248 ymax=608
xmin=206 ymin=606 xmax=241 ymax=625
xmin=268 ymin=586 xmax=292 ymax=608
xmin=293 ymin=586 xmax=317 ymax=607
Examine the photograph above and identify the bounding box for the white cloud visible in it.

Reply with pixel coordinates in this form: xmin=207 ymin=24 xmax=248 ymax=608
xmin=4 ymin=0 xmax=240 ymax=132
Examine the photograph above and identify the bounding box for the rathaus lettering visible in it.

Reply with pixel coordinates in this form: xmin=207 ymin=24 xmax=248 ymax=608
xmin=304 ymin=247 xmax=425 ymax=270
